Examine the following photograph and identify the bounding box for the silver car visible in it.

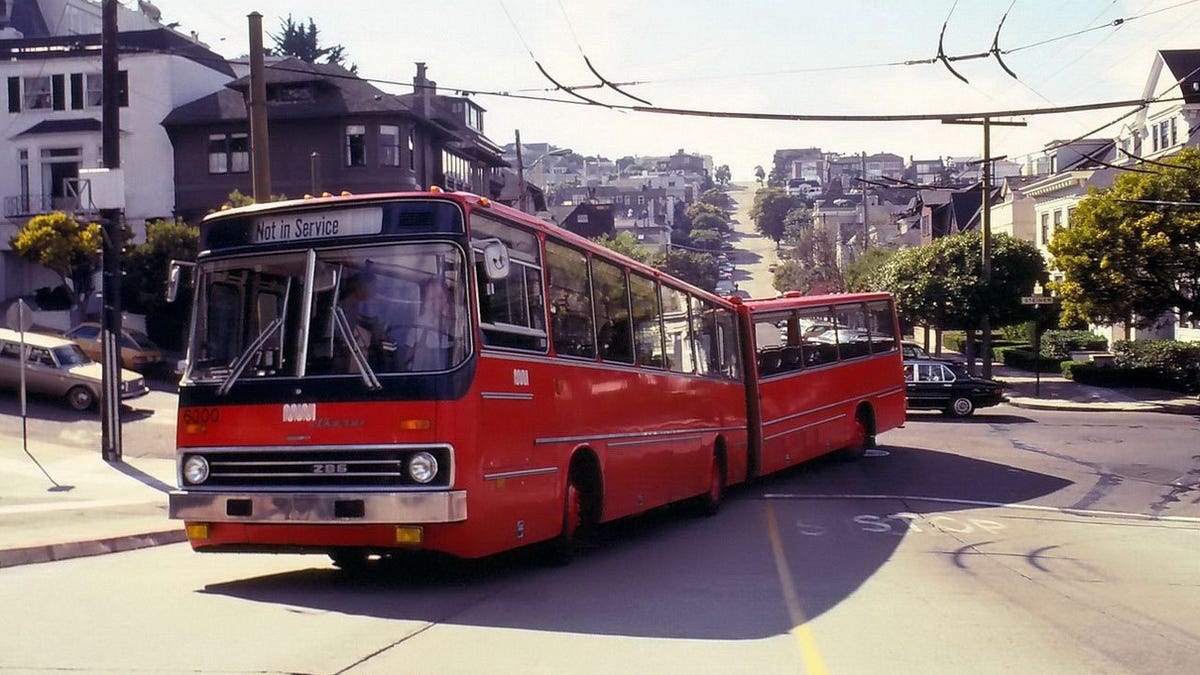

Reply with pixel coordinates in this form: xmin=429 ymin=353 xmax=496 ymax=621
xmin=0 ymin=328 xmax=149 ymax=410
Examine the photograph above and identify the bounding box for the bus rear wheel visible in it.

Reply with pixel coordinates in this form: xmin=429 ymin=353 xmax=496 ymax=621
xmin=838 ymin=410 xmax=872 ymax=461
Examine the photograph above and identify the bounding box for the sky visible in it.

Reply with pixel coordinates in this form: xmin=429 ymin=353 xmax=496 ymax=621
xmin=143 ymin=0 xmax=1200 ymax=180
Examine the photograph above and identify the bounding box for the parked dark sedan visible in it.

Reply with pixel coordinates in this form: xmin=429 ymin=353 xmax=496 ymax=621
xmin=903 ymin=358 xmax=1005 ymax=417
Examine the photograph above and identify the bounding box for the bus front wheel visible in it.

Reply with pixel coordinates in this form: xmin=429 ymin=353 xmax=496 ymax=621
xmin=546 ymin=478 xmax=584 ymax=566
xmin=694 ymin=454 xmax=724 ymax=516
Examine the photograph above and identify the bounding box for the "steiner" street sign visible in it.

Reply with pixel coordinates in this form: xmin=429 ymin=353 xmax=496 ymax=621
xmin=1021 ymin=296 xmax=1055 ymax=305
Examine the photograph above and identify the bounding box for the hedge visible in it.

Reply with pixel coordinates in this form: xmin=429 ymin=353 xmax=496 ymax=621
xmin=999 ymin=347 xmax=1064 ymax=372
xmin=1112 ymin=340 xmax=1200 ymax=393
xmin=1040 ymin=330 xmax=1107 ymax=360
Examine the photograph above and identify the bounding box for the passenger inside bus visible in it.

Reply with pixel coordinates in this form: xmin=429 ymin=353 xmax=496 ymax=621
xmin=405 ymin=276 xmax=456 ymax=371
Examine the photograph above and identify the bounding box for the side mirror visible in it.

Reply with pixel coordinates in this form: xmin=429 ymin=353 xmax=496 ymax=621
xmin=481 ymin=240 xmax=510 ymax=281
xmin=166 ymin=260 xmax=195 ymax=303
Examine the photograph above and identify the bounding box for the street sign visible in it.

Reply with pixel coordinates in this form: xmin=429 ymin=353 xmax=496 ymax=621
xmin=1021 ymin=296 xmax=1055 ymax=305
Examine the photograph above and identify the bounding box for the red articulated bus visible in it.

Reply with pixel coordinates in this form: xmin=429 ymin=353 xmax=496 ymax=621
xmin=168 ymin=189 xmax=751 ymax=566
xmin=735 ymin=292 xmax=907 ymax=476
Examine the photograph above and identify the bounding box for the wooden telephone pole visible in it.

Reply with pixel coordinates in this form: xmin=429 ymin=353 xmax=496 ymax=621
xmin=942 ymin=116 xmax=1026 ymax=380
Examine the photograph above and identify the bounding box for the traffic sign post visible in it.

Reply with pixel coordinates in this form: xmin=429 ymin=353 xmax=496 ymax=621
xmin=1021 ymin=296 xmax=1056 ymax=396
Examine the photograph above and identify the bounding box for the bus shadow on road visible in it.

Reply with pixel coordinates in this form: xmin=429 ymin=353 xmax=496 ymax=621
xmin=199 ymin=446 xmax=1071 ymax=640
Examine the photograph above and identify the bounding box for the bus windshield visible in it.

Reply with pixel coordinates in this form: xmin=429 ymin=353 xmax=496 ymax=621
xmin=187 ymin=241 xmax=470 ymax=384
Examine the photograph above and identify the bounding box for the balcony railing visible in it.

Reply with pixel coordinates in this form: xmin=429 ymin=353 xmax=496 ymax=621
xmin=3 ymin=194 xmax=79 ymax=218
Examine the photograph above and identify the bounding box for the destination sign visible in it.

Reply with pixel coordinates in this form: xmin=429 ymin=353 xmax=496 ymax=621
xmin=251 ymin=207 xmax=383 ymax=244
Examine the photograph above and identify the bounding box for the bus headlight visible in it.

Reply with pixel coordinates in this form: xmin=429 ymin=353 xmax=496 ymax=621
xmin=407 ymin=452 xmax=438 ymax=484
xmin=183 ymin=456 xmax=210 ymax=485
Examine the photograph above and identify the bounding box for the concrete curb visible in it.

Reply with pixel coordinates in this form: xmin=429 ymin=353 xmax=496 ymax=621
xmin=1007 ymin=398 xmax=1163 ymax=413
xmin=0 ymin=529 xmax=187 ymax=568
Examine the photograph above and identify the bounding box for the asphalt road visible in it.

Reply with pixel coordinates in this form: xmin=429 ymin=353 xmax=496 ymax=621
xmin=3 ymin=405 xmax=1198 ymax=674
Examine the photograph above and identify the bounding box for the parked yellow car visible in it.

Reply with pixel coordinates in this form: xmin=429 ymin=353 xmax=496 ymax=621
xmin=0 ymin=328 xmax=149 ymax=410
xmin=64 ymin=322 xmax=165 ymax=372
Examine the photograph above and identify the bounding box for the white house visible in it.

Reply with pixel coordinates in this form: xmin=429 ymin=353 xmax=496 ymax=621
xmin=2 ymin=0 xmax=235 ymax=305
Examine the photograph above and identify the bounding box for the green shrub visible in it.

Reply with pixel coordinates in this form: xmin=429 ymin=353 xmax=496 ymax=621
xmin=1040 ymin=330 xmax=1107 ymax=360
xmin=1001 ymin=348 xmax=1063 ymax=372
xmin=999 ymin=323 xmax=1031 ymax=343
xmin=1060 ymin=360 xmax=1090 ymax=379
xmin=1112 ymin=340 xmax=1200 ymax=392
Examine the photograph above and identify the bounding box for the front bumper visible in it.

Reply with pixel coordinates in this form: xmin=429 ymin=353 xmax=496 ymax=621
xmin=169 ymin=490 xmax=467 ymax=524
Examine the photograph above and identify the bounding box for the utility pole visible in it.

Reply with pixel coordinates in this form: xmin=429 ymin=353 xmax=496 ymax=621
xmin=860 ymin=151 xmax=869 ymax=254
xmin=514 ymin=129 xmax=527 ymax=212
xmin=943 ymin=116 xmax=1026 ymax=380
xmin=248 ymin=12 xmax=271 ymax=200
xmin=99 ymin=0 xmax=122 ymax=462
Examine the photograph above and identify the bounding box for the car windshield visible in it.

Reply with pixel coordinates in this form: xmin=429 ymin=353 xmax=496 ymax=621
xmin=52 ymin=344 xmax=91 ymax=367
xmin=186 ymin=242 xmax=470 ymax=384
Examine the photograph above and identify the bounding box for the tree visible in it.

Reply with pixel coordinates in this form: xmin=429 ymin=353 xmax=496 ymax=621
xmin=696 ymin=188 xmax=732 ymax=211
xmin=754 ymin=165 xmax=765 ymax=186
xmin=122 ymin=220 xmax=200 ymax=349
xmin=775 ymin=226 xmax=842 ymax=295
xmin=592 ymin=232 xmax=653 ymax=265
xmin=654 ymin=248 xmax=718 ymax=291
xmin=1048 ymin=148 xmax=1200 ymax=334
xmin=714 ymin=165 xmax=732 ymax=186
xmin=748 ymin=188 xmax=799 ymax=244
xmin=872 ymin=233 xmax=1047 ymax=353
xmin=270 ymin=14 xmax=356 ymax=72
xmin=844 ymin=246 xmax=897 ymax=292
xmin=9 ymin=212 xmax=102 ymax=302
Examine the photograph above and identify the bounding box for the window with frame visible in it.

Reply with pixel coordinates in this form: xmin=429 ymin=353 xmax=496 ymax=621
xmin=379 ymin=124 xmax=400 ymax=167
xmin=630 ymin=273 xmax=664 ymax=368
xmin=865 ymin=300 xmax=897 ymax=353
xmin=345 ymin=125 xmax=366 ymax=167
xmin=23 ymin=76 xmax=52 ymax=110
xmin=471 ymin=214 xmax=546 ymax=351
xmin=660 ymin=285 xmax=695 ymax=374
xmin=591 ymin=257 xmax=633 ymax=364
xmin=208 ymin=133 xmax=249 ymax=174
xmin=545 ymin=240 xmax=595 ymax=359
xmin=1040 ymin=212 xmax=1049 ymax=245
xmin=833 ymin=303 xmax=870 ymax=360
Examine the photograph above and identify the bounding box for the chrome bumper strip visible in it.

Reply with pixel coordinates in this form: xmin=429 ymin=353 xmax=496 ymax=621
xmin=168 ymin=490 xmax=467 ymax=523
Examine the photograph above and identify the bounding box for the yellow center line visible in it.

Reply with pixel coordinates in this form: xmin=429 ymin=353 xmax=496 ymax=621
xmin=766 ymin=501 xmax=830 ymax=675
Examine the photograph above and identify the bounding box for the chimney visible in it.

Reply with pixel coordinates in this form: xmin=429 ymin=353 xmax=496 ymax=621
xmin=413 ymin=62 xmax=434 ymax=118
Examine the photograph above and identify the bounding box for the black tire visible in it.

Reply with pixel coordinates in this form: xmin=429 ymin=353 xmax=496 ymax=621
xmin=329 ymin=549 xmax=370 ymax=572
xmin=694 ymin=454 xmax=724 ymax=516
xmin=948 ymin=396 xmax=975 ymax=417
xmin=545 ymin=477 xmax=584 ymax=566
xmin=837 ymin=411 xmax=871 ymax=461
xmin=67 ymin=386 xmax=96 ymax=411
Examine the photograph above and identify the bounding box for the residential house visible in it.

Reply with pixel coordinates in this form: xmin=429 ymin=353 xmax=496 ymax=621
xmin=1118 ymin=49 xmax=1200 ymax=163
xmin=988 ymin=175 xmax=1040 ymax=242
xmin=2 ymin=0 xmax=235 ymax=303
xmin=163 ymin=60 xmax=508 ymax=223
xmin=546 ymin=202 xmax=615 ymax=240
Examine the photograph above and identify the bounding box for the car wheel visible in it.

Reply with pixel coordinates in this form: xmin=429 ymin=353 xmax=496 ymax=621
xmin=948 ymin=396 xmax=975 ymax=417
xmin=67 ymin=386 xmax=96 ymax=411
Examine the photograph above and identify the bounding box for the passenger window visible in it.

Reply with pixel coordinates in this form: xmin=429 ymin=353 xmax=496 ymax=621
xmin=546 ymin=240 xmax=596 ymax=359
xmin=834 ymin=303 xmax=870 ymax=360
xmin=471 ymin=214 xmax=547 ymax=352
xmin=591 ymin=258 xmax=634 ymax=364
xmin=866 ymin=300 xmax=898 ymax=353
xmin=630 ymin=273 xmax=664 ymax=368
xmin=713 ymin=309 xmax=742 ymax=380
xmin=661 ymin=286 xmax=695 ymax=374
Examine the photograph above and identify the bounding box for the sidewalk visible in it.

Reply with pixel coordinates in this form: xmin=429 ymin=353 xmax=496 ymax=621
xmin=0 ymin=438 xmax=184 ymax=568
xmin=993 ymin=364 xmax=1200 ymax=414
xmin=3 ymin=365 xmax=1198 ymax=570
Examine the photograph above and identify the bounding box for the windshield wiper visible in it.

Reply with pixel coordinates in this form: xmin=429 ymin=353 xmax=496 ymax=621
xmin=218 ymin=318 xmax=284 ymax=396
xmin=333 ymin=306 xmax=382 ymax=390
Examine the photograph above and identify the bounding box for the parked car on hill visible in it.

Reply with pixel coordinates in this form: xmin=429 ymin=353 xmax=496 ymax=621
xmin=64 ymin=322 xmax=165 ymax=373
xmin=0 ymin=328 xmax=149 ymax=410
xmin=904 ymin=358 xmax=1005 ymax=417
